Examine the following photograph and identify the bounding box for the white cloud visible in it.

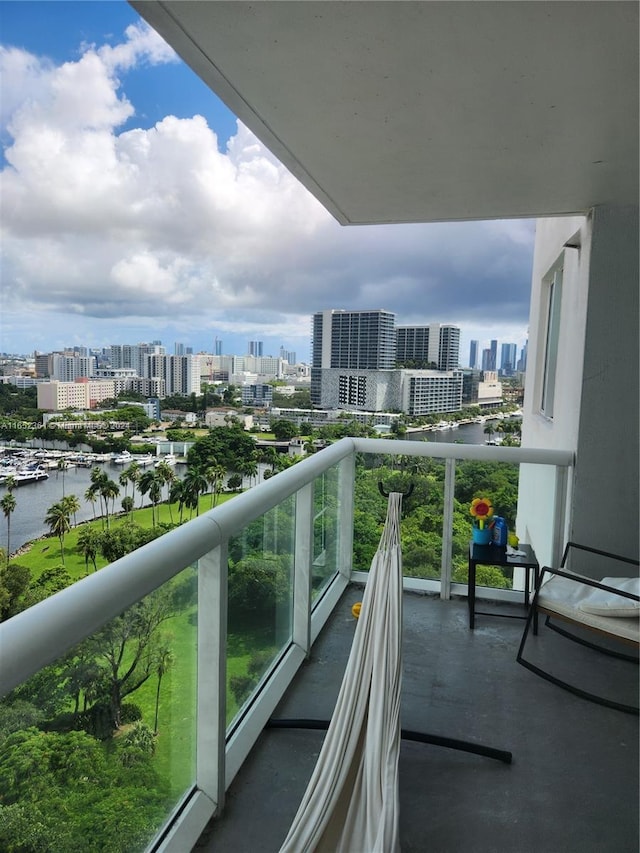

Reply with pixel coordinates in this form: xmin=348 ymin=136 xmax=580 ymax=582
xmin=0 ymin=22 xmax=535 ymax=356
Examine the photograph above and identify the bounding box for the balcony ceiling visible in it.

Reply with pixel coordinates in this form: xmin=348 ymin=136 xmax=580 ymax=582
xmin=132 ymin=1 xmax=639 ymax=225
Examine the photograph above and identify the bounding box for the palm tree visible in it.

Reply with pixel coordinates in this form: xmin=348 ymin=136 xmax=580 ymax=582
xmin=138 ymin=469 xmax=156 ymax=510
xmin=90 ymin=467 xmax=108 ymax=522
xmin=204 ymin=463 xmax=225 ymax=508
xmin=153 ymin=645 xmax=174 ymax=734
xmin=125 ymin=461 xmax=141 ymax=506
xmin=77 ymin=525 xmax=101 ymax=574
xmin=483 ymin=423 xmax=496 ymax=443
xmin=182 ymin=467 xmax=208 ymax=517
xmin=148 ymin=475 xmax=162 ymax=527
xmin=62 ymin=494 xmax=81 ymax=528
xmin=119 ymin=469 xmax=130 ymax=500
xmin=1 ymin=492 xmax=17 ymax=568
xmin=169 ymin=479 xmax=185 ymax=523
xmin=45 ymin=501 xmax=72 ymax=565
xmin=4 ymin=475 xmax=16 ymax=494
xmin=57 ymin=458 xmax=68 ymax=497
xmin=100 ymin=479 xmax=120 ymax=529
xmin=84 ymin=485 xmax=99 ymax=523
xmin=154 ymin=461 xmax=175 ymax=523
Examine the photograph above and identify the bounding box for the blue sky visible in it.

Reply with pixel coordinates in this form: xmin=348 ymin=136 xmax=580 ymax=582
xmin=0 ymin=1 xmax=534 ymax=363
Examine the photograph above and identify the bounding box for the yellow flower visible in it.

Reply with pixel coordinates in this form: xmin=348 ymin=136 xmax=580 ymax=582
xmin=470 ymin=497 xmax=493 ymax=529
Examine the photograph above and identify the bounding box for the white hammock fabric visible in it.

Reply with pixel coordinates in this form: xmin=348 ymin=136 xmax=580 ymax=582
xmin=279 ymin=492 xmax=404 ymax=853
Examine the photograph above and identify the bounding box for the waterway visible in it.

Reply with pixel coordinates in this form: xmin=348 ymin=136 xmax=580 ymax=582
xmin=0 ymin=460 xmax=188 ymax=556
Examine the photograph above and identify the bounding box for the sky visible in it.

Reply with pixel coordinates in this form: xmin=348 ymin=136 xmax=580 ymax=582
xmin=0 ymin=1 xmax=535 ymax=365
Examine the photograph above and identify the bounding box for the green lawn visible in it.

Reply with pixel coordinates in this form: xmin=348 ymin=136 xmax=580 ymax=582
xmin=10 ymin=487 xmax=282 ymax=802
xmin=16 ymin=490 xmax=236 ymax=582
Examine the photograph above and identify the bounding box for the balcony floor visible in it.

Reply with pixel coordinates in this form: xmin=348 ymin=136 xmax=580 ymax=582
xmin=196 ymin=586 xmax=639 ymax=853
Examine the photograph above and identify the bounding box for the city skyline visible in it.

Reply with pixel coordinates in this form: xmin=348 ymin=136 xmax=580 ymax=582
xmin=1 ymin=2 xmax=532 ymax=363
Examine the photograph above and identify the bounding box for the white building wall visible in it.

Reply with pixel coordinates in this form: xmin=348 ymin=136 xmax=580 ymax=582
xmin=519 ymin=206 xmax=639 ymax=570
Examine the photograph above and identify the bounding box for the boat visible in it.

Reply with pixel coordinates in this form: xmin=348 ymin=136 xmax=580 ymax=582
xmin=135 ymin=454 xmax=156 ymax=467
xmin=11 ymin=467 xmax=50 ymax=485
xmin=112 ymin=451 xmax=133 ymax=465
xmin=155 ymin=453 xmax=177 ymax=468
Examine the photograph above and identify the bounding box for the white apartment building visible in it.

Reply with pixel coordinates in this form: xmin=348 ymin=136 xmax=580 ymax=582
xmin=50 ymin=354 xmax=96 ymax=381
xmin=37 ymin=379 xmax=116 ymax=411
xmin=146 ymin=354 xmax=201 ymax=396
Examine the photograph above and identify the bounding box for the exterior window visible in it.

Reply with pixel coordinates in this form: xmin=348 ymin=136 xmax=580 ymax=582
xmin=540 ymin=265 xmax=563 ymax=418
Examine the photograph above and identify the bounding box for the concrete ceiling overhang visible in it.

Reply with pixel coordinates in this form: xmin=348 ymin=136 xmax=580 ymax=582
xmin=131 ymin=1 xmax=639 ymax=225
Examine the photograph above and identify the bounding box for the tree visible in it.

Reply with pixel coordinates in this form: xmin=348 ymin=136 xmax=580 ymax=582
xmin=138 ymin=469 xmax=155 ymax=510
xmin=1 ymin=492 xmax=17 ymax=567
xmin=87 ymin=588 xmax=173 ymax=729
xmin=62 ymin=493 xmax=81 ymax=528
xmin=57 ymin=458 xmax=68 ymax=497
xmin=77 ymin=525 xmax=102 ymax=573
xmin=169 ymin=479 xmax=186 ymax=523
xmin=270 ymin=419 xmax=298 ymax=441
xmin=153 ymin=645 xmax=174 ymax=734
xmin=100 ymin=478 xmax=120 ymax=529
xmin=182 ymin=467 xmax=207 ymax=517
xmin=227 ymin=473 xmax=243 ymax=492
xmin=204 ymin=463 xmax=225 ymax=508
xmin=121 ymin=495 xmax=134 ymax=518
xmin=85 ymin=485 xmax=99 ymax=521
xmin=45 ymin=501 xmax=72 ymax=564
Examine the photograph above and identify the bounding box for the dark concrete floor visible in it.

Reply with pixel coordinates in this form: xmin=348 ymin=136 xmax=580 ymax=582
xmin=197 ymin=585 xmax=639 ymax=853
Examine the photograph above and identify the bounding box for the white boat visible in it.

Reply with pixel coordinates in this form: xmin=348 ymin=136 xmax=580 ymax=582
xmin=135 ymin=454 xmax=156 ymax=467
xmin=112 ymin=451 xmax=133 ymax=465
xmin=155 ymin=453 xmax=177 ymax=468
xmin=12 ymin=467 xmax=50 ymax=484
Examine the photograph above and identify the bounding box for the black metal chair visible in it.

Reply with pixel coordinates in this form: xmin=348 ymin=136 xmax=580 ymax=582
xmin=517 ymin=542 xmax=639 ymax=715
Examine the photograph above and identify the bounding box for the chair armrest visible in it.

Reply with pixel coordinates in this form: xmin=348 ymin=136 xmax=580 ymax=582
xmin=560 ymin=541 xmax=639 ymax=570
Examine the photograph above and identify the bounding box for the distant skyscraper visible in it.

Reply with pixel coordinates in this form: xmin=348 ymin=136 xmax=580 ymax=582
xmin=500 ymin=343 xmax=517 ymax=375
xmin=215 ymin=338 xmax=223 ymax=356
xmin=489 ymin=339 xmax=498 ymax=371
xmin=469 ymin=339 xmax=479 ymax=369
xmin=249 ymin=340 xmax=264 ymax=357
xmin=481 ymin=348 xmax=492 ymax=371
xmin=174 ymin=342 xmax=185 ymax=355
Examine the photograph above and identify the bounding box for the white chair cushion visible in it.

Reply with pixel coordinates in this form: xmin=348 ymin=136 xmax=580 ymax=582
xmin=577 ymin=577 xmax=640 ymax=617
xmin=537 ymin=571 xmax=640 ymax=643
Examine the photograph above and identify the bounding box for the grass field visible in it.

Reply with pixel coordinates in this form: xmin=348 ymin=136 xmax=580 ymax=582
xmin=9 ymin=487 xmax=284 ymax=802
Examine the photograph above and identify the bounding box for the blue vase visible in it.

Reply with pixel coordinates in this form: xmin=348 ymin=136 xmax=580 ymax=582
xmin=472 ymin=526 xmax=492 ymax=545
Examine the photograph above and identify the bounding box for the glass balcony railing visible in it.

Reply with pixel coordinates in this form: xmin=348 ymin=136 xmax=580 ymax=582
xmin=0 ymin=437 xmax=573 ymax=852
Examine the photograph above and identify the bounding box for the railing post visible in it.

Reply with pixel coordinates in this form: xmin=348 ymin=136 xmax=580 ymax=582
xmin=293 ymin=483 xmax=314 ymax=655
xmin=552 ymin=465 xmax=570 ymax=567
xmin=440 ymin=457 xmax=456 ymax=600
xmin=197 ymin=542 xmax=228 ymax=813
xmin=338 ymin=451 xmax=356 ymax=578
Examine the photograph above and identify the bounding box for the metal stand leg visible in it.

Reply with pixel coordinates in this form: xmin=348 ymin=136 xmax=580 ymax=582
xmin=266 ymin=718 xmax=512 ymax=764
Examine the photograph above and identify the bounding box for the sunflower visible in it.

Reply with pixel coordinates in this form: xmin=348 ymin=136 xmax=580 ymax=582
xmin=470 ymin=496 xmax=494 ymax=529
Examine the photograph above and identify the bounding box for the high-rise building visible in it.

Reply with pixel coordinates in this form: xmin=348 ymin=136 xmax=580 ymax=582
xmin=437 ymin=324 xmax=460 ymax=371
xmin=51 ymin=354 xmax=96 ymax=382
xmin=312 ymin=309 xmax=396 ymax=405
xmin=489 ymin=339 xmax=498 ymax=371
xmin=215 ymin=338 xmax=223 ymax=356
xmin=174 ymin=342 xmax=185 ymax=355
xmin=146 ymin=354 xmax=201 ymax=396
xmin=312 ymin=309 xmax=396 ymax=369
xmin=248 ymin=341 xmax=264 ymax=357
xmin=396 ymin=323 xmax=460 ymax=370
xmin=469 ymin=340 xmax=479 ymax=369
xmin=500 ymin=343 xmax=517 ymax=375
